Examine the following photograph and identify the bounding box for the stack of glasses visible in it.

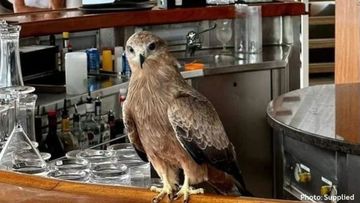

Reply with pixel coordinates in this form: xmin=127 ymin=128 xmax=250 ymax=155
xmin=0 ymin=21 xmax=50 ymax=175
xmin=47 ymin=143 xmax=151 ymax=187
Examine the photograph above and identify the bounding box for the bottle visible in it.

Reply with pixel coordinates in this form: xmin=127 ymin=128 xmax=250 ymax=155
xmin=72 ymin=105 xmax=89 ymax=150
xmin=86 ymin=48 xmax=100 ymax=75
xmin=122 ymin=53 xmax=131 ymax=79
xmin=95 ymin=97 xmax=111 ymax=149
xmin=45 ymin=111 xmax=65 ymax=159
xmin=82 ymin=96 xmax=101 ymax=147
xmin=49 ymin=34 xmax=61 ymax=72
xmin=101 ymin=49 xmax=113 ymax=72
xmin=108 ymin=110 xmax=125 ymax=145
xmin=108 ymin=110 xmax=116 ymax=143
xmin=60 ymin=99 xmax=78 ymax=152
xmin=61 ymin=32 xmax=71 ymax=71
xmin=114 ymin=46 xmax=124 ymax=76
xmin=0 ymin=24 xmax=24 ymax=87
xmin=119 ymin=88 xmax=127 ymax=113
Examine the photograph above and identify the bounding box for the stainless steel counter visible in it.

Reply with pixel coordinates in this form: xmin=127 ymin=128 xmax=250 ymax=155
xmin=267 ymin=84 xmax=360 ymax=202
xmin=36 ymin=45 xmax=292 ymax=114
xmin=179 ymin=45 xmax=291 ymax=84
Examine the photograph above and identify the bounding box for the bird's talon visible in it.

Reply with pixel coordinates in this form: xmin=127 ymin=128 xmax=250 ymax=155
xmin=173 ymin=194 xmax=179 ymax=200
xmin=176 ymin=186 xmax=204 ymax=202
xmin=150 ymin=186 xmax=162 ymax=193
xmin=168 ymin=193 xmax=175 ymax=201
xmin=150 ymin=184 xmax=173 ymax=202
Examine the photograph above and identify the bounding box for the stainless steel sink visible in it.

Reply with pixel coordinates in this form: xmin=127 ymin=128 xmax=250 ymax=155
xmin=173 ymin=45 xmax=292 ymax=80
xmin=171 ymin=48 xmax=236 ymax=67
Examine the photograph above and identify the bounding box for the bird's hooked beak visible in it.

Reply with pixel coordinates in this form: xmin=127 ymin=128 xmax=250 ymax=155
xmin=139 ymin=54 xmax=146 ymax=69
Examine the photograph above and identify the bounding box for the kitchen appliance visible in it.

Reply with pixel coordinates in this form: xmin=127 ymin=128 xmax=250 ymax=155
xmin=157 ymin=0 xmax=206 ymax=9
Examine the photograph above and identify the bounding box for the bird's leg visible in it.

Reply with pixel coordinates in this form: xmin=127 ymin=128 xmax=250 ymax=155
xmin=175 ymin=175 xmax=204 ymax=203
xmin=150 ymin=175 xmax=174 ymax=203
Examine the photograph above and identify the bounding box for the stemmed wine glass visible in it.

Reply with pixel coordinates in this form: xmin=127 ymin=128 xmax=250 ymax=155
xmin=215 ymin=19 xmax=233 ymax=54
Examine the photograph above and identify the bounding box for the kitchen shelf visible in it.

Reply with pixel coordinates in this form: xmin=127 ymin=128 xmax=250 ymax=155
xmin=309 ymin=38 xmax=334 ymax=49
xmin=309 ymin=16 xmax=334 ymax=25
xmin=308 ymin=0 xmax=335 ymax=76
xmin=309 ymin=62 xmax=334 ymax=73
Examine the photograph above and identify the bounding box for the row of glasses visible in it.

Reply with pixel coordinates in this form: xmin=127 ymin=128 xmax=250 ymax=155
xmin=46 ymin=143 xmax=150 ymax=187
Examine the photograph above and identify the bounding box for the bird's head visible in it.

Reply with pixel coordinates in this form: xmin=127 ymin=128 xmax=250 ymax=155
xmin=125 ymin=31 xmax=168 ymax=73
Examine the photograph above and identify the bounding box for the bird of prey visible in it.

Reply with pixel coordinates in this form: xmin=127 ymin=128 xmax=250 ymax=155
xmin=123 ymin=31 xmax=250 ymax=203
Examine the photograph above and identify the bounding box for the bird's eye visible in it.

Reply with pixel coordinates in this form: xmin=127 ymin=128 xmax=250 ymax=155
xmin=148 ymin=42 xmax=156 ymax=51
xmin=127 ymin=46 xmax=135 ymax=54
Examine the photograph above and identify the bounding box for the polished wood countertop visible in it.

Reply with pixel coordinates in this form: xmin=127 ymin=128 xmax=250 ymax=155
xmin=0 ymin=170 xmax=299 ymax=203
xmin=0 ymin=1 xmax=305 ymax=37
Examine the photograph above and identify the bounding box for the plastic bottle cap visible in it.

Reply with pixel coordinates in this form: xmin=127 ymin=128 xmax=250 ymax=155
xmin=119 ymin=88 xmax=127 ymax=95
xmin=48 ymin=111 xmax=57 ymax=117
xmin=62 ymin=32 xmax=69 ymax=39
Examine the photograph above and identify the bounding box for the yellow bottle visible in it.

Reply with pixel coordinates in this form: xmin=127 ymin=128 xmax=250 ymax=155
xmin=102 ymin=49 xmax=113 ymax=72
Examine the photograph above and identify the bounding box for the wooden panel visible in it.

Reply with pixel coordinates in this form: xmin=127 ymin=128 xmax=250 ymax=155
xmin=0 ymin=170 xmax=299 ymax=203
xmin=0 ymin=2 xmax=305 ymax=37
xmin=335 ymin=0 xmax=360 ymax=84
xmin=336 ymin=83 xmax=360 ymax=144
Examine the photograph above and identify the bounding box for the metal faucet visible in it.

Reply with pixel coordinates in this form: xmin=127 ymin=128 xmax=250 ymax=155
xmin=185 ymin=24 xmax=217 ymax=57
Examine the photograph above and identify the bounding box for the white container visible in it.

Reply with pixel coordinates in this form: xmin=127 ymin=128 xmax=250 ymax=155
xmin=114 ymin=46 xmax=124 ymax=75
xmin=65 ymin=52 xmax=88 ymax=95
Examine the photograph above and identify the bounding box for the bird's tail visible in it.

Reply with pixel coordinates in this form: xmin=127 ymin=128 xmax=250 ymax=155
xmin=207 ymin=165 xmax=253 ymax=196
xmin=231 ymin=169 xmax=253 ymax=197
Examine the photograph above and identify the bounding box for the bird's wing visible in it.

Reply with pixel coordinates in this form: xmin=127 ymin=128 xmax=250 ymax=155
xmin=123 ymin=104 xmax=148 ymax=162
xmin=167 ymin=89 xmax=237 ymax=173
xmin=168 ymin=89 xmax=250 ymax=195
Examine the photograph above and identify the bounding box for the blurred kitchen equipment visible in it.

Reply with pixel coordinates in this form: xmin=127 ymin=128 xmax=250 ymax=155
xmin=157 ymin=0 xmax=206 ymax=9
xmin=185 ymin=24 xmax=216 ymax=57
xmin=0 ymin=23 xmax=24 ymax=88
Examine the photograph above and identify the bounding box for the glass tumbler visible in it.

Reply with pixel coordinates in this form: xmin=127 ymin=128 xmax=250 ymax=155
xmin=234 ymin=4 xmax=262 ymax=56
xmin=18 ymin=94 xmax=37 ymax=141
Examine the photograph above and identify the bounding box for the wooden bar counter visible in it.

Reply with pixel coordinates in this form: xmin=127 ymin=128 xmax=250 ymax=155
xmin=0 ymin=170 xmax=299 ymax=202
xmin=0 ymin=1 xmax=305 ymax=37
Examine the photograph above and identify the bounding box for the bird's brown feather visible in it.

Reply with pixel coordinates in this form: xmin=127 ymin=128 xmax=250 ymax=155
xmin=123 ymin=31 xmax=249 ymax=195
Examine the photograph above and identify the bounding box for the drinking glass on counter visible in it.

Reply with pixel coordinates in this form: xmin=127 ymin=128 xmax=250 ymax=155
xmin=57 ymin=144 xmax=151 ymax=187
xmin=48 ymin=157 xmax=90 ymax=181
xmin=215 ymin=19 xmax=233 ymax=54
xmin=234 ymin=4 xmax=262 ymax=56
xmin=108 ymin=143 xmax=151 ymax=187
xmin=76 ymin=149 xmax=116 ymax=167
xmin=0 ymin=86 xmax=47 ymax=175
xmin=90 ymin=162 xmax=130 ymax=185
